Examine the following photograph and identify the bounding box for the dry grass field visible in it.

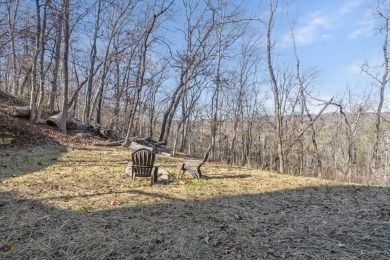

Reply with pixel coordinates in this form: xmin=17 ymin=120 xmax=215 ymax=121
xmin=1 ymin=144 xmax=390 ymax=259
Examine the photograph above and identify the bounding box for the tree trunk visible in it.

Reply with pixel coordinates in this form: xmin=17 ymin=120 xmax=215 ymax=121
xmin=265 ymin=0 xmax=284 ymax=173
xmin=159 ymin=76 xmax=185 ymax=142
xmin=59 ymin=0 xmax=70 ymax=133
xmin=83 ymin=0 xmax=102 ymax=122
xmin=83 ymin=0 xmax=102 ymax=123
xmin=373 ymin=16 xmax=389 ymax=168
xmin=123 ymin=3 xmax=172 ymax=145
xmin=46 ymin=110 xmax=76 ymax=130
xmin=6 ymin=0 xmax=20 ymax=96
xmin=34 ymin=0 xmax=48 ymax=123
xmin=94 ymin=47 xmax=111 ymax=126
xmin=29 ymin=0 xmax=41 ymax=123
xmin=50 ymin=10 xmax=63 ymax=112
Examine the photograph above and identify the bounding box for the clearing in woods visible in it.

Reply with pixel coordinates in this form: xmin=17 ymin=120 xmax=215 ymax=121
xmin=0 ymin=143 xmax=389 ymax=259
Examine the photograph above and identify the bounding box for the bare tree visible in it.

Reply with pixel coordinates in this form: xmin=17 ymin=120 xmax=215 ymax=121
xmin=123 ymin=0 xmax=173 ymax=145
xmin=361 ymin=1 xmax=390 ymax=170
xmin=230 ymin=37 xmax=259 ymax=165
xmin=49 ymin=2 xmax=63 ymax=112
xmin=33 ymin=0 xmax=49 ymax=123
xmin=29 ymin=0 xmax=42 ymax=122
xmin=261 ymin=0 xmax=285 ymax=173
xmin=333 ymin=91 xmax=370 ymax=179
xmin=159 ymin=0 xmax=215 ymax=142
xmin=82 ymin=0 xmax=102 ymax=122
xmin=209 ymin=0 xmax=245 ymax=160
xmin=93 ymin=1 xmax=137 ymax=126
xmin=5 ymin=0 xmax=21 ymax=95
xmin=59 ymin=0 xmax=69 ymax=132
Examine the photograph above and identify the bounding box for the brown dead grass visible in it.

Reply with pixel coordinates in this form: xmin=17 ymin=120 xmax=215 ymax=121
xmin=1 ymin=144 xmax=389 ymax=259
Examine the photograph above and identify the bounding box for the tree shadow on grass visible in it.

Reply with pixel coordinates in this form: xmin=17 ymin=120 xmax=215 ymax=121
xmin=0 ymin=143 xmax=67 ymax=179
xmin=1 ymin=184 xmax=389 ymax=259
xmin=203 ymin=174 xmax=252 ymax=180
xmin=54 ymin=160 xmax=129 ymax=167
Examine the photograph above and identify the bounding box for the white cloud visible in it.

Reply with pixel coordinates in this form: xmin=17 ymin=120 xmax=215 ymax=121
xmin=320 ymin=34 xmax=333 ymax=40
xmin=348 ymin=9 xmax=376 ymax=40
xmin=347 ymin=62 xmax=362 ymax=75
xmin=292 ymin=14 xmax=334 ymax=45
xmin=348 ymin=28 xmax=365 ymax=40
xmin=285 ymin=0 xmax=368 ymax=46
xmin=339 ymin=0 xmax=365 ymax=15
xmin=294 ymin=25 xmax=317 ymax=45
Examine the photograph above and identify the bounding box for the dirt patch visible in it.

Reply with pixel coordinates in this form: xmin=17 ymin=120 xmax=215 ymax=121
xmin=0 ymin=90 xmax=55 ymax=147
xmin=0 ymin=112 xmax=54 ymax=147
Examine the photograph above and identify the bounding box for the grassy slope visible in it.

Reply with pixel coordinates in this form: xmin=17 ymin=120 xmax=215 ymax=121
xmin=1 ymin=144 xmax=389 ymax=259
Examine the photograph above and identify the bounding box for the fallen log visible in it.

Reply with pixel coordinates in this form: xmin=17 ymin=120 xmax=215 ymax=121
xmin=94 ymin=139 xmax=172 ymax=155
xmin=66 ymin=121 xmax=77 ymax=131
xmin=130 ymin=142 xmax=171 ymax=153
xmin=108 ymin=135 xmax=122 ymax=142
xmin=76 ymin=132 xmax=95 ymax=138
xmin=93 ymin=140 xmax=125 ymax=147
xmin=94 ymin=142 xmax=123 ymax=147
xmin=99 ymin=128 xmax=112 ymax=139
xmin=132 ymin=137 xmax=167 ymax=147
xmin=5 ymin=106 xmax=30 ymax=118
xmin=154 ymin=147 xmax=172 ymax=154
xmin=46 ymin=110 xmax=75 ymax=130
xmin=71 ymin=119 xmax=92 ymax=131
xmin=154 ymin=140 xmax=167 ymax=147
xmin=129 ymin=141 xmax=153 ymax=151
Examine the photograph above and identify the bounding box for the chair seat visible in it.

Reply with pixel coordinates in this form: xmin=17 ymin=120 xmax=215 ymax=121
xmin=127 ymin=161 xmax=160 ymax=167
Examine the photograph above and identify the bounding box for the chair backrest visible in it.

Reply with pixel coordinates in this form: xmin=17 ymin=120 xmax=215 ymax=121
xmin=197 ymin=146 xmax=211 ymax=170
xmin=131 ymin=148 xmax=156 ymax=177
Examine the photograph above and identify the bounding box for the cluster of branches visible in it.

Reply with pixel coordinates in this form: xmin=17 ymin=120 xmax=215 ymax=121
xmin=0 ymin=0 xmax=389 ymax=184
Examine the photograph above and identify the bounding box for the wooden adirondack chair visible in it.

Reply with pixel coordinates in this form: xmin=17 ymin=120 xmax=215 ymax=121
xmin=129 ymin=148 xmax=160 ymax=187
xmin=179 ymin=147 xmax=210 ymax=180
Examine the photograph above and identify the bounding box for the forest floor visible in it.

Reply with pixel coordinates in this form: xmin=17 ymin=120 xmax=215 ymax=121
xmin=1 ymin=91 xmax=390 ymax=259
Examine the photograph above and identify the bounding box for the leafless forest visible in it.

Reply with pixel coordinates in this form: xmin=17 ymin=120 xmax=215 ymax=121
xmin=1 ymin=0 xmax=390 ymax=184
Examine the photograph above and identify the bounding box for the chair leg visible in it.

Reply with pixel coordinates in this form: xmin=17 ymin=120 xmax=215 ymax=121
xmin=178 ymin=163 xmax=185 ymax=179
xmin=197 ymin=169 xmax=202 ymax=180
xmin=150 ymin=173 xmax=154 ymax=186
xmin=132 ymin=172 xmax=136 ymax=187
xmin=154 ymin=167 xmax=158 ymax=182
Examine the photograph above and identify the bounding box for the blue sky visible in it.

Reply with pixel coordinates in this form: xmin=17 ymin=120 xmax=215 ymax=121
xmin=266 ymin=0 xmax=383 ymax=100
xmin=163 ymin=0 xmax=387 ymax=112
